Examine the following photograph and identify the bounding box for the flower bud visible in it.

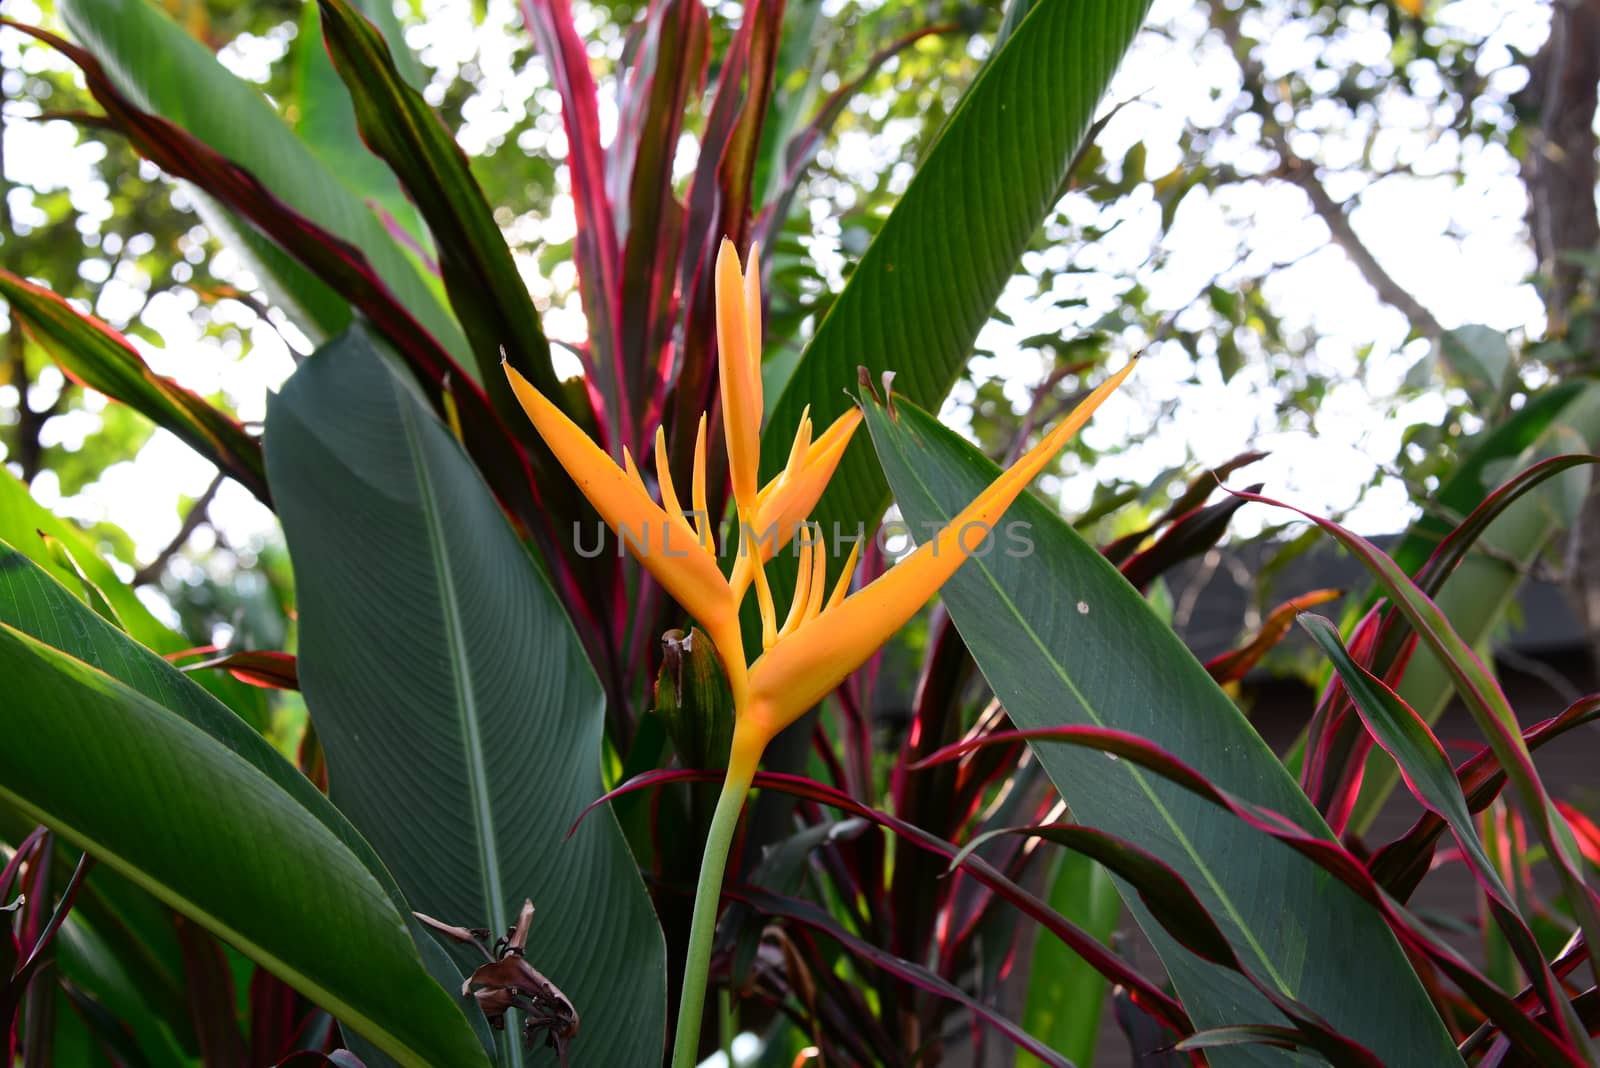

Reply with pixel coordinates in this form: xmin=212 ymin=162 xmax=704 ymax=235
xmin=653 ymin=628 xmax=735 ymax=769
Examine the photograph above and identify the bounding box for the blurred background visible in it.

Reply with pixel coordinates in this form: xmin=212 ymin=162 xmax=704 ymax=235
xmin=2 ymin=0 xmax=1580 ymax=668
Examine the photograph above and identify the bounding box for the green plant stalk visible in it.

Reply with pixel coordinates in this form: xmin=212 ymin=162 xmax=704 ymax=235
xmin=672 ymin=763 xmax=756 ymax=1068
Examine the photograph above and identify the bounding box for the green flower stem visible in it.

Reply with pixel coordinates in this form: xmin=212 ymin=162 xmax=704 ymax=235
xmin=671 ymin=760 xmax=757 ymax=1068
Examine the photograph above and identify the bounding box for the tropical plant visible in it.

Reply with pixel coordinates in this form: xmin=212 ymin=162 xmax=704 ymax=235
xmin=1 ymin=0 xmax=1598 ymax=1065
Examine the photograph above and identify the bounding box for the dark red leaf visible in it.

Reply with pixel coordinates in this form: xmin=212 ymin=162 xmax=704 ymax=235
xmin=1118 ymin=483 xmax=1260 ymax=591
xmin=176 ymin=650 xmax=299 ymax=691
xmin=726 ymin=883 xmax=1073 ymax=1067
xmin=669 ymin=0 xmax=785 ymax=494
xmin=516 ymin=0 xmax=626 ymax=443
xmin=174 ymin=917 xmax=246 ymax=1068
xmin=1102 ymin=450 xmax=1269 ymax=566
xmin=1302 ymin=612 xmax=1583 ymax=1042
xmin=1369 ymin=696 xmax=1600 ymax=902
xmin=916 ymin=723 xmax=1587 ymax=1065
xmin=574 ymin=767 xmax=1192 ymax=1035
xmin=1229 ymin=484 xmax=1600 ymax=1007
xmin=615 ymin=0 xmax=707 ymax=440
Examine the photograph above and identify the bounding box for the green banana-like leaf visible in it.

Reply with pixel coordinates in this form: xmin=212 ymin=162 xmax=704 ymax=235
xmin=0 ymin=542 xmax=397 ymax=899
xmin=760 ymin=0 xmax=1152 ymax=545
xmin=290 ymin=0 xmax=432 ymax=253
xmin=0 ymin=622 xmax=489 ymax=1068
xmin=1018 ymin=852 xmax=1119 ymax=1068
xmin=264 ymin=328 xmax=667 ymax=1068
xmin=57 ymin=0 xmax=468 ymax=367
xmin=0 ymin=541 xmax=489 ymax=1065
xmin=0 ymin=476 xmax=164 ymax=657
xmin=861 ymin=392 xmax=1462 ymax=1067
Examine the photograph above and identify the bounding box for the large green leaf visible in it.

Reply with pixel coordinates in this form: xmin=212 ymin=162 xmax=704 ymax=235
xmin=0 ymin=622 xmax=489 ymax=1068
xmin=0 ymin=539 xmax=490 ymax=1065
xmin=861 ymin=392 xmax=1462 ymax=1066
xmin=57 ymin=0 xmax=467 ymax=366
xmin=0 ymin=542 xmax=395 ymax=899
xmin=0 ymin=475 xmax=165 ymax=657
xmin=760 ymin=0 xmax=1152 ymax=543
xmin=264 ymin=328 xmax=667 ymax=1067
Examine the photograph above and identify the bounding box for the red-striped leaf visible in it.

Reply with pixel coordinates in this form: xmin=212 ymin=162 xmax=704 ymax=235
xmin=1205 ymin=588 xmax=1342 ymax=684
xmin=315 ymin=0 xmax=563 ymax=404
xmin=574 ymin=767 xmax=1192 ymax=1036
xmin=4 ymin=21 xmax=553 ymax=548
xmin=915 ymin=724 xmax=1584 ymax=1065
xmin=0 ymin=271 xmax=268 ymax=504
xmin=615 ymin=0 xmax=707 ymax=441
xmin=517 ymin=0 xmax=626 ymax=443
xmin=725 ymin=883 xmax=1073 ymax=1067
xmin=669 ymin=0 xmax=785 ymax=492
xmin=1301 ymin=612 xmax=1584 ymax=1044
xmin=1371 ymin=694 xmax=1600 ymax=899
xmin=1233 ymin=485 xmax=1600 ymax=1023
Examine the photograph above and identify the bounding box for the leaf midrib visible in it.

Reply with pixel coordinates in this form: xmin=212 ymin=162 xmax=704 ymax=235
xmin=396 ymin=390 xmax=519 ymax=1066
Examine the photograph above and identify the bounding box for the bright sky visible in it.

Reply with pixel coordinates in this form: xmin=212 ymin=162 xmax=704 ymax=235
xmin=0 ymin=0 xmax=1551 ymax=593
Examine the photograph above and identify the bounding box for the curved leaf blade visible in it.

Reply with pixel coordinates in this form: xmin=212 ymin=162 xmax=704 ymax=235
xmin=1371 ymin=694 xmax=1600 ymax=899
xmin=1350 ymin=383 xmax=1600 ymax=829
xmin=0 ymin=624 xmax=488 ymax=1068
xmin=0 ymin=270 xmax=268 ymax=504
xmin=1237 ymin=487 xmax=1600 ymax=1019
xmin=1300 ymin=613 xmax=1585 ymax=1048
xmin=726 ymin=884 xmax=1073 ymax=1067
xmin=0 ymin=543 xmax=394 ymax=905
xmin=264 ymin=329 xmax=667 ymax=1068
xmin=315 ymin=0 xmax=558 ymax=399
xmin=1018 ymin=852 xmax=1120 ymax=1068
xmin=291 ymin=0 xmax=431 ymax=252
xmin=0 ymin=469 xmax=267 ymax=723
xmin=861 ymin=391 xmax=1462 ymax=1066
xmin=584 ymin=767 xmax=1193 ymax=1036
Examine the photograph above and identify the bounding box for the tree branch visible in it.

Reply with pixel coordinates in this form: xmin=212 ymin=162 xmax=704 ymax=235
xmin=132 ymin=472 xmax=224 ymax=587
xmin=1206 ymin=0 xmax=1444 ymax=339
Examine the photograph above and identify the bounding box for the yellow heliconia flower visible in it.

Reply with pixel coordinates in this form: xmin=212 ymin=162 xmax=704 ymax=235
xmin=506 ymin=235 xmax=1133 ymax=1068
xmin=734 ymin=356 xmax=1131 ymax=766
xmin=506 ymin=236 xmax=1133 ymax=776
